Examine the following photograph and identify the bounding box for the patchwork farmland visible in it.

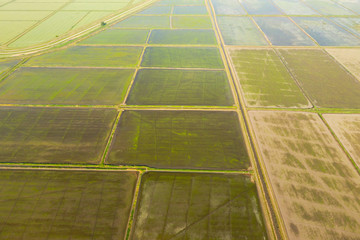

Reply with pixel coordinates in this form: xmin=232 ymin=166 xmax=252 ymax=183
xmin=0 ymin=0 xmax=360 ymax=239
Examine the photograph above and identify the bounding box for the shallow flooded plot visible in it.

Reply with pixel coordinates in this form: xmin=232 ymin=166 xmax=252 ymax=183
xmin=0 ymin=59 xmax=20 ymax=76
xmin=0 ymin=107 xmax=117 ymax=164
xmin=293 ymin=17 xmax=360 ymax=46
xmin=326 ymin=48 xmax=360 ymax=81
xmin=249 ymin=110 xmax=360 ymax=240
xmin=0 ymin=170 xmax=138 ymax=239
xmin=172 ymin=16 xmax=212 ymax=28
xmin=229 ymin=49 xmax=310 ymax=108
xmin=131 ymin=172 xmax=267 ymax=240
xmin=173 ymin=5 xmax=208 ymax=15
xmin=254 ymin=17 xmax=316 ymax=46
xmin=211 ymin=0 xmax=247 ymax=15
xmin=217 ymin=16 xmax=268 ymax=46
xmin=107 ymin=111 xmax=250 ymax=170
xmin=137 ymin=5 xmax=172 ymax=15
xmin=324 ymin=114 xmax=360 ymax=168
xmin=0 ymin=67 xmax=134 ymax=105
xmin=148 ymin=29 xmax=217 ymax=45
xmin=141 ymin=47 xmax=224 ymax=69
xmin=272 ymin=0 xmax=318 ymax=15
xmin=112 ymin=15 xmax=170 ymax=28
xmin=126 ymin=69 xmax=234 ymax=106
xmin=25 ymin=46 xmax=143 ymax=67
xmin=240 ymin=0 xmax=283 ymax=15
xmin=80 ymin=29 xmax=150 ymax=45
xmin=278 ymin=49 xmax=360 ymax=108
xmin=335 ymin=0 xmax=360 ymax=14
xmin=331 ymin=17 xmax=360 ymax=37
xmin=303 ymin=0 xmax=355 ymax=15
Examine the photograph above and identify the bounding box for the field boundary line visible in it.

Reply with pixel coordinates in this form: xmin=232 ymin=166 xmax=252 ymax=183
xmin=0 ymin=165 xmax=145 ymax=172
xmin=319 ymin=113 xmax=360 ymax=174
xmin=100 ymin=110 xmax=122 ymax=165
xmin=122 ymin=29 xmax=152 ymax=105
xmin=0 ymin=58 xmax=28 ymax=83
xmin=207 ymin=0 xmax=286 ymax=239
xmin=125 ymin=171 xmax=144 ymax=240
xmin=286 ymin=16 xmax=320 ymax=46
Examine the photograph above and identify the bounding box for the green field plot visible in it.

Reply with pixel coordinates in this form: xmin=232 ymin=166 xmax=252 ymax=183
xmin=0 ymin=107 xmax=117 ymax=164
xmin=0 ymin=67 xmax=134 ymax=105
xmin=0 ymin=59 xmax=20 ymax=76
xmin=254 ymin=17 xmax=316 ymax=46
xmin=303 ymin=0 xmax=355 ymax=15
xmin=141 ymin=47 xmax=224 ymax=69
xmin=62 ymin=2 xmax=127 ymax=11
xmin=0 ymin=2 xmax=64 ymax=10
xmin=137 ymin=5 xmax=172 ymax=14
xmin=211 ymin=0 xmax=246 ymax=15
xmin=9 ymin=11 xmax=89 ymax=48
xmin=217 ymin=17 xmax=268 ymax=46
xmin=112 ymin=16 xmax=170 ymax=28
xmin=326 ymin=48 xmax=360 ymax=81
xmin=80 ymin=29 xmax=150 ymax=45
xmin=107 ymin=110 xmax=250 ymax=170
xmin=0 ymin=21 xmax=36 ymax=44
xmin=131 ymin=172 xmax=267 ymax=239
xmin=292 ymin=17 xmax=360 ymax=46
xmin=324 ymin=114 xmax=360 ymax=168
xmin=0 ymin=169 xmax=137 ymax=239
xmin=278 ymin=49 xmax=360 ymax=108
xmin=0 ymin=11 xmax=51 ymax=21
xmin=25 ymin=46 xmax=143 ymax=67
xmin=229 ymin=49 xmax=310 ymax=108
xmin=240 ymin=0 xmax=283 ymax=15
xmin=148 ymin=29 xmax=217 ymax=45
xmin=272 ymin=0 xmax=318 ymax=15
xmin=172 ymin=16 xmax=212 ymax=29
xmin=126 ymin=69 xmax=234 ymax=106
xmin=249 ymin=110 xmax=360 ymax=240
xmin=173 ymin=5 xmax=208 ymax=14
xmin=73 ymin=11 xmax=112 ymax=28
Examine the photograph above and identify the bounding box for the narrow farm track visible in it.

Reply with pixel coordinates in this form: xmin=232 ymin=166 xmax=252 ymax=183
xmin=206 ymin=0 xmax=285 ymax=239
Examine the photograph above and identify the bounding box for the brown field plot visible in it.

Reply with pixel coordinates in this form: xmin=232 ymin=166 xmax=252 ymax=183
xmin=249 ymin=111 xmax=360 ymax=240
xmin=323 ymin=114 xmax=360 ymax=169
xmin=326 ymin=48 xmax=360 ymax=81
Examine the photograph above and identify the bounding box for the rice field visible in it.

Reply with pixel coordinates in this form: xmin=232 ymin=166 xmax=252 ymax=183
xmin=1 ymin=0 xmax=360 ymax=238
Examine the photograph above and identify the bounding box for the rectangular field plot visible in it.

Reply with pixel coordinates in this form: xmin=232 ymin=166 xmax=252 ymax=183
xmin=0 ymin=59 xmax=20 ymax=76
xmin=249 ymin=111 xmax=360 ymax=240
xmin=240 ymin=0 xmax=284 ymax=15
xmin=229 ymin=49 xmax=310 ymax=108
xmin=62 ymin=2 xmax=127 ymax=11
xmin=25 ymin=46 xmax=143 ymax=67
xmin=254 ymin=17 xmax=316 ymax=46
xmin=131 ymin=172 xmax=267 ymax=239
xmin=0 ymin=2 xmax=64 ymax=10
xmin=211 ymin=0 xmax=247 ymax=15
xmin=107 ymin=111 xmax=251 ymax=170
xmin=112 ymin=16 xmax=170 ymax=28
xmin=172 ymin=16 xmax=213 ymax=29
xmin=331 ymin=18 xmax=360 ymax=38
xmin=137 ymin=5 xmax=172 ymax=15
xmin=148 ymin=29 xmax=217 ymax=45
xmin=0 ymin=67 xmax=134 ymax=105
xmin=0 ymin=107 xmax=117 ymax=164
xmin=326 ymin=48 xmax=360 ymax=81
xmin=173 ymin=5 xmax=208 ymax=15
xmin=0 ymin=169 xmax=137 ymax=239
xmin=141 ymin=47 xmax=224 ymax=69
xmin=80 ymin=29 xmax=150 ymax=45
xmin=278 ymin=49 xmax=360 ymax=108
xmin=292 ymin=17 xmax=360 ymax=46
xmin=0 ymin=11 xmax=51 ymax=21
xmin=324 ymin=114 xmax=360 ymax=169
xmin=272 ymin=0 xmax=318 ymax=15
xmin=0 ymin=21 xmax=36 ymax=44
xmin=336 ymin=0 xmax=360 ymax=14
xmin=126 ymin=69 xmax=234 ymax=106
xmin=303 ymin=0 xmax=355 ymax=15
xmin=217 ymin=17 xmax=268 ymax=46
